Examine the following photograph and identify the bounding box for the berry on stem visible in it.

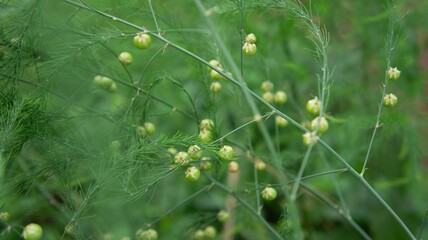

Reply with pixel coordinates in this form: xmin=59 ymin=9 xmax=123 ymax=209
xmin=303 ymin=132 xmax=319 ymax=146
xmin=306 ymin=97 xmax=322 ymax=115
xmin=185 ymin=166 xmax=201 ymax=182
xmin=384 ymin=93 xmax=398 ymax=107
xmin=243 ymin=42 xmax=257 ymax=56
xmin=310 ymin=117 xmax=329 ymax=133
xmin=274 ymin=91 xmax=287 ymax=105
xmin=218 ymin=145 xmax=234 ymax=161
xmin=387 ymin=67 xmax=401 ymax=81
xmin=136 ymin=228 xmax=158 ymax=240
xmin=134 ymin=33 xmax=152 ymax=50
xmin=261 ymin=81 xmax=274 ymax=92
xmin=118 ymin=52 xmax=133 ymax=65
xmin=262 ymin=92 xmax=274 ymax=103
xmin=23 ymin=223 xmax=43 ymax=240
xmin=217 ymin=210 xmax=231 ymax=223
xmin=188 ymin=145 xmax=203 ymax=160
xmin=245 ymin=33 xmax=257 ymax=44
xmin=262 ymin=187 xmax=277 ymax=201
xmin=275 ymin=116 xmax=289 ymax=128
xmin=210 ymin=82 xmax=222 ymax=93
xmin=228 ymin=161 xmax=239 ymax=173
xmin=174 ymin=151 xmax=190 ymax=166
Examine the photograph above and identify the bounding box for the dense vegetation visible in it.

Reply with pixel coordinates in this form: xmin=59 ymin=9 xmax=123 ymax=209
xmin=1 ymin=0 xmax=427 ymax=239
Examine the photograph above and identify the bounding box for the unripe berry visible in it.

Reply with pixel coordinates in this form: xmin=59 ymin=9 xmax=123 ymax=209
xmin=218 ymin=145 xmax=234 ymax=161
xmin=134 ymin=33 xmax=152 ymax=50
xmin=210 ymin=69 xmax=223 ymax=80
xmin=255 ymin=159 xmax=266 ymax=171
xmin=188 ymin=145 xmax=203 ymax=160
xmin=185 ymin=166 xmax=201 ymax=182
xmin=217 ymin=210 xmax=231 ymax=223
xmin=274 ymin=91 xmax=287 ymax=105
xmin=210 ymin=82 xmax=222 ymax=93
xmin=228 ymin=161 xmax=239 ymax=173
xmin=262 ymin=92 xmax=274 ymax=103
xmin=167 ymin=147 xmax=178 ymax=156
xmin=93 ymin=75 xmax=116 ymax=92
xmin=245 ymin=33 xmax=257 ymax=44
xmin=306 ymin=97 xmax=321 ymax=115
xmin=383 ymin=93 xmax=398 ymax=107
xmin=0 ymin=212 xmax=10 ymax=221
xmin=198 ymin=129 xmax=213 ymax=143
xmin=199 ymin=119 xmax=214 ymax=131
xmin=262 ymin=187 xmax=277 ymax=201
xmin=144 ymin=122 xmax=156 ymax=135
xmin=387 ymin=67 xmax=401 ymax=81
xmin=207 ymin=59 xmax=221 ymax=71
xmin=310 ymin=117 xmax=329 ymax=133
xmin=118 ymin=52 xmax=133 ymax=65
xmin=275 ymin=116 xmax=289 ymax=128
xmin=136 ymin=228 xmax=158 ymax=240
xmin=303 ymin=132 xmax=318 ymax=146
xmin=203 ymin=226 xmax=217 ymax=239
xmin=193 ymin=230 xmax=205 ymax=239
xmin=174 ymin=151 xmax=190 ymax=166
xmin=23 ymin=223 xmax=43 ymax=240
xmin=200 ymin=157 xmax=213 ymax=171
xmin=243 ymin=42 xmax=257 ymax=56
xmin=261 ymin=81 xmax=274 ymax=92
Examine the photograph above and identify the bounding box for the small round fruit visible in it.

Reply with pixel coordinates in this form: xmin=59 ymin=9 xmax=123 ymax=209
xmin=118 ymin=52 xmax=133 ymax=65
xmin=185 ymin=166 xmax=201 ymax=182
xmin=228 ymin=161 xmax=239 ymax=173
xmin=245 ymin=33 xmax=257 ymax=44
xmin=167 ymin=147 xmax=178 ymax=156
xmin=207 ymin=59 xmax=221 ymax=71
xmin=210 ymin=69 xmax=223 ymax=80
xmin=217 ymin=210 xmax=231 ymax=223
xmin=218 ymin=145 xmax=234 ymax=161
xmin=255 ymin=159 xmax=266 ymax=171
xmin=210 ymin=81 xmax=222 ymax=93
xmin=23 ymin=223 xmax=43 ymax=240
xmin=387 ymin=67 xmax=401 ymax=81
xmin=174 ymin=151 xmax=190 ymax=166
xmin=144 ymin=122 xmax=156 ymax=135
xmin=275 ymin=116 xmax=289 ymax=128
xmin=262 ymin=92 xmax=274 ymax=103
xmin=93 ymin=75 xmax=116 ymax=91
xmin=274 ymin=91 xmax=287 ymax=105
xmin=136 ymin=228 xmax=158 ymax=240
xmin=134 ymin=33 xmax=152 ymax=50
xmin=188 ymin=145 xmax=203 ymax=160
xmin=203 ymin=226 xmax=217 ymax=239
xmin=199 ymin=119 xmax=214 ymax=130
xmin=310 ymin=117 xmax=329 ymax=133
xmin=383 ymin=93 xmax=398 ymax=107
xmin=200 ymin=157 xmax=213 ymax=171
xmin=261 ymin=81 xmax=274 ymax=92
xmin=303 ymin=132 xmax=318 ymax=146
xmin=198 ymin=129 xmax=213 ymax=143
xmin=193 ymin=230 xmax=205 ymax=239
xmin=242 ymin=42 xmax=257 ymax=56
xmin=306 ymin=97 xmax=322 ymax=115
xmin=262 ymin=187 xmax=277 ymax=201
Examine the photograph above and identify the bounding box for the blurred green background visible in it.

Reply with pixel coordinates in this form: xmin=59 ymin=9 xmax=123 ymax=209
xmin=1 ymin=0 xmax=427 ymax=239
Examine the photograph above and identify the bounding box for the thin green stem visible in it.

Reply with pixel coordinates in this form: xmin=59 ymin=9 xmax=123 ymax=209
xmin=417 ymin=209 xmax=428 ymax=240
xmin=148 ymin=0 xmax=160 ymax=34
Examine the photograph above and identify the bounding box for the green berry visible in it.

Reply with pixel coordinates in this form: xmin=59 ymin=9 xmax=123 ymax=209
xmin=262 ymin=187 xmax=277 ymax=201
xmin=118 ymin=52 xmax=133 ymax=65
xmin=207 ymin=59 xmax=221 ymax=71
xmin=383 ymin=93 xmax=398 ymax=107
xmin=274 ymin=91 xmax=287 ymax=105
xmin=210 ymin=69 xmax=223 ymax=80
xmin=23 ymin=223 xmax=43 ymax=240
xmin=167 ymin=147 xmax=178 ymax=156
xmin=185 ymin=166 xmax=201 ymax=182
xmin=200 ymin=157 xmax=213 ymax=171
xmin=310 ymin=117 xmax=329 ymax=133
xmin=199 ymin=119 xmax=214 ymax=130
xmin=210 ymin=81 xmax=222 ymax=93
xmin=188 ymin=145 xmax=203 ymax=160
xmin=387 ymin=67 xmax=401 ymax=81
xmin=93 ymin=75 xmax=116 ymax=92
xmin=203 ymin=226 xmax=217 ymax=239
xmin=262 ymin=92 xmax=274 ymax=103
xmin=174 ymin=151 xmax=190 ymax=166
xmin=136 ymin=228 xmax=158 ymax=240
xmin=306 ymin=97 xmax=321 ymax=115
xmin=193 ymin=230 xmax=205 ymax=239
xmin=144 ymin=122 xmax=156 ymax=135
xmin=198 ymin=129 xmax=213 ymax=143
xmin=261 ymin=81 xmax=274 ymax=92
xmin=134 ymin=33 xmax=152 ymax=50
xmin=218 ymin=145 xmax=234 ymax=161
xmin=217 ymin=210 xmax=231 ymax=223
xmin=228 ymin=161 xmax=239 ymax=173
xmin=245 ymin=33 xmax=257 ymax=44
xmin=255 ymin=159 xmax=266 ymax=171
xmin=243 ymin=42 xmax=257 ymax=56
xmin=302 ymin=132 xmax=318 ymax=146
xmin=275 ymin=116 xmax=289 ymax=128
